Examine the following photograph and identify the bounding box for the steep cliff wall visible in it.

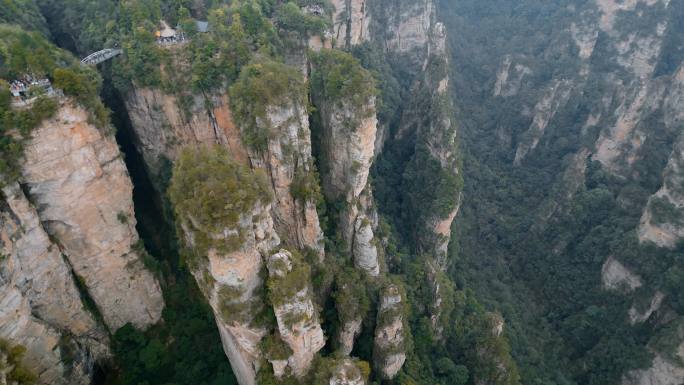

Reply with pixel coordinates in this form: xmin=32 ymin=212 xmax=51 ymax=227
xmin=266 ymin=250 xmax=324 ymax=377
xmin=373 ymin=283 xmax=407 ymax=379
xmin=437 ymin=0 xmax=684 ymax=382
xmin=169 ymin=147 xmax=280 ymax=385
xmin=311 ymin=50 xmax=380 ymax=277
xmin=331 ymin=0 xmax=370 ymax=49
xmin=638 ymin=65 xmax=684 ymax=247
xmin=19 ymin=101 xmax=164 ymax=331
xmin=0 ymin=183 xmax=108 ymax=385
xmin=126 ymin=60 xmax=324 ymax=256
xmin=125 ymin=88 xmax=247 ymax=183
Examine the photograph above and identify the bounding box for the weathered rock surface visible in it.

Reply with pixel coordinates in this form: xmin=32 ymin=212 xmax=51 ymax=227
xmin=313 ymin=71 xmax=380 ymax=276
xmin=185 ymin=201 xmax=280 ymax=385
xmin=247 ymin=104 xmax=324 ymax=257
xmin=381 ymin=0 xmax=434 ymax=65
xmin=629 ymin=291 xmax=666 ymax=325
xmin=601 ymin=256 xmax=643 ymax=292
xmin=639 ymin=76 xmax=684 ymax=247
xmin=373 ymin=284 xmax=406 ymax=380
xmin=266 ymin=250 xmax=325 ymax=377
xmin=514 ymin=80 xmax=573 ymax=165
xmin=331 ymin=0 xmax=370 ymax=49
xmin=338 ymin=317 xmax=363 ymax=356
xmin=127 ymin=85 xmax=325 ymax=255
xmin=396 ymin=21 xmax=461 ymax=268
xmin=623 ymin=342 xmax=684 ymax=385
xmin=494 ymin=55 xmax=533 ymax=97
xmin=125 ymin=88 xmax=248 ymax=183
xmin=20 ymin=102 xmax=164 ymax=331
xmin=329 ymin=359 xmax=366 ymax=385
xmin=0 ymin=183 xmax=108 ymax=385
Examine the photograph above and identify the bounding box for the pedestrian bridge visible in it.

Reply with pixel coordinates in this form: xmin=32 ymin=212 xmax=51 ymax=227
xmin=81 ymin=48 xmax=123 ymax=65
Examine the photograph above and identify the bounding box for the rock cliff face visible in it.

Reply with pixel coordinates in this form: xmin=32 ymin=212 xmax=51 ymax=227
xmin=337 ymin=317 xmax=362 ymax=356
xmin=373 ymin=284 xmax=407 ymax=380
xmin=311 ymin=60 xmax=380 ymax=276
xmin=465 ymin=0 xmax=684 ymax=382
xmin=19 ymin=102 xmax=164 ymax=331
xmin=266 ymin=250 xmax=324 ymax=377
xmin=624 ymin=341 xmax=684 ymax=385
xmin=182 ymin=198 xmax=279 ymax=385
xmin=415 ymin=22 xmax=461 ymax=267
xmin=126 ymin=83 xmax=324 ymax=255
xmin=125 ymin=88 xmax=247 ymax=184
xmin=379 ymin=0 xmax=434 ymax=66
xmin=329 ymin=359 xmax=367 ymax=385
xmin=638 ymin=77 xmax=684 ymax=248
xmin=246 ymin=103 xmax=325 ymax=257
xmin=0 ymin=183 xmax=108 ymax=385
xmin=331 ymin=0 xmax=370 ymax=49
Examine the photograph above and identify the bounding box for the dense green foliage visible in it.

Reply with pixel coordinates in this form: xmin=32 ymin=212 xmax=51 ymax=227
xmin=109 ymin=278 xmax=238 ymax=385
xmin=0 ymin=339 xmax=37 ymax=384
xmin=274 ymin=1 xmax=330 ymax=36
xmin=168 ymin=146 xmax=272 ymax=260
xmin=230 ymin=57 xmax=307 ymax=152
xmin=436 ymin=1 xmax=684 ymax=384
xmin=0 ymin=0 xmax=49 ymax=36
xmin=310 ymin=49 xmax=377 ymax=113
xmin=0 ymin=25 xmax=108 ymax=184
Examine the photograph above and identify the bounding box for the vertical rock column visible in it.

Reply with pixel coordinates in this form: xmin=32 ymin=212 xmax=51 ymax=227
xmin=414 ymin=22 xmax=462 ymax=268
xmin=310 ymin=49 xmax=381 ymax=277
xmin=373 ymin=283 xmax=407 ymax=380
xmin=19 ymin=102 xmax=164 ymax=332
xmin=266 ymin=250 xmax=325 ymax=377
xmin=231 ymin=60 xmax=326 ymax=257
xmin=331 ymin=0 xmax=371 ymax=49
xmin=169 ymin=147 xmax=281 ymax=385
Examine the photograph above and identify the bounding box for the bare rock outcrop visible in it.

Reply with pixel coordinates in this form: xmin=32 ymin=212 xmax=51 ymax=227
xmin=19 ymin=101 xmax=164 ymax=331
xmin=266 ymin=250 xmax=325 ymax=377
xmin=245 ymin=103 xmax=324 ymax=258
xmin=381 ymin=0 xmax=434 ymax=65
xmin=638 ymin=71 xmax=684 ymax=247
xmin=494 ymin=55 xmax=533 ymax=97
xmin=514 ymin=80 xmax=573 ymax=165
xmin=629 ymin=291 xmax=666 ymax=325
xmin=331 ymin=0 xmax=370 ymax=49
xmin=169 ymin=147 xmax=283 ymax=385
xmin=623 ymin=339 xmax=684 ymax=385
xmin=311 ymin=51 xmax=380 ymax=276
xmin=373 ymin=284 xmax=407 ymax=380
xmin=329 ymin=358 xmax=367 ymax=385
xmin=125 ymin=88 xmax=248 ymax=183
xmin=601 ymin=256 xmax=643 ymax=292
xmin=188 ymin=202 xmax=279 ymax=385
xmin=1 ymin=183 xmax=108 ymax=385
xmin=338 ymin=318 xmax=363 ymax=356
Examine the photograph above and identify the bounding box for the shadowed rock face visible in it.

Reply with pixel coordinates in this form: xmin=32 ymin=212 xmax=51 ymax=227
xmin=329 ymin=359 xmax=367 ymax=385
xmin=126 ymin=84 xmax=324 ymax=257
xmin=267 ymin=250 xmax=325 ymax=377
xmin=125 ymin=88 xmax=248 ymax=184
xmin=185 ymin=199 xmax=280 ymax=385
xmin=331 ymin=0 xmax=370 ymax=49
xmin=312 ymin=71 xmax=380 ymax=277
xmin=19 ymin=102 xmax=164 ymax=332
xmin=1 ymin=183 xmax=109 ymax=385
xmin=373 ymin=284 xmax=406 ymax=379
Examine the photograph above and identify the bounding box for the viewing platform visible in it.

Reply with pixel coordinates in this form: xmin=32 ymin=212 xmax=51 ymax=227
xmin=10 ymin=75 xmax=63 ymax=108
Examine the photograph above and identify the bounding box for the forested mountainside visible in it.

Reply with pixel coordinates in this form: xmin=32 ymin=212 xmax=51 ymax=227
xmin=0 ymin=0 xmax=681 ymax=385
